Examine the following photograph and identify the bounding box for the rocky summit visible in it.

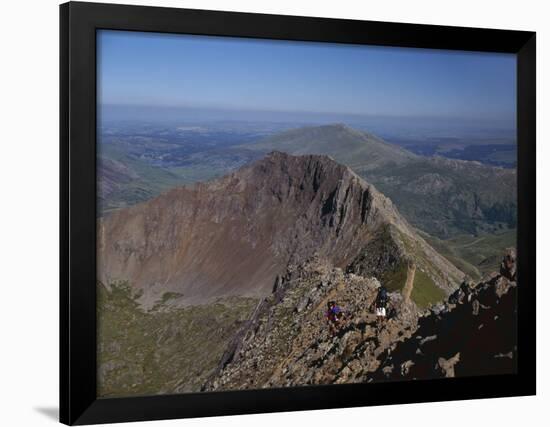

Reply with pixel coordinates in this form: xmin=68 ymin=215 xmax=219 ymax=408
xmin=98 ymin=151 xmax=463 ymax=307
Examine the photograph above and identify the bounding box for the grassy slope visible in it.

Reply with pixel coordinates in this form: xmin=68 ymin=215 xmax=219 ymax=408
xmin=381 ymin=263 xmax=409 ymax=293
xmin=381 ymin=262 xmax=445 ymax=309
xmin=97 ymin=282 xmax=257 ymax=397
xmin=365 ymin=158 xmax=516 ymax=238
xmin=410 ymin=269 xmax=446 ymax=309
xmin=99 ymin=144 xmax=185 ymax=213
xmin=376 ymin=227 xmax=450 ymax=309
xmin=419 ymin=229 xmax=516 ymax=280
xmin=242 ymin=124 xmax=416 ymax=170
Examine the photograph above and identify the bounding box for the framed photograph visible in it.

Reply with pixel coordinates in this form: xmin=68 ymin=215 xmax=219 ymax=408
xmin=60 ymin=1 xmax=536 ymax=425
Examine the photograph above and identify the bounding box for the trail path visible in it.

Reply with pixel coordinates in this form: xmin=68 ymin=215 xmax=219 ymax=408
xmin=459 ymin=237 xmax=486 ymax=248
xmin=402 ymin=263 xmax=417 ymax=302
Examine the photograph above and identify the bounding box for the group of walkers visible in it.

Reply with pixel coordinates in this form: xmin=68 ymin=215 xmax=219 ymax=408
xmin=325 ymin=285 xmax=389 ymax=334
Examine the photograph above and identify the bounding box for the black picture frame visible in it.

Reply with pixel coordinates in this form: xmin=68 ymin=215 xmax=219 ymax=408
xmin=60 ymin=1 xmax=536 ymax=425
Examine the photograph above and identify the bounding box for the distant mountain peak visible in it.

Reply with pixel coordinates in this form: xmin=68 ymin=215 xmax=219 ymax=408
xmin=236 ymin=124 xmax=516 ymax=238
xmin=314 ymin=122 xmax=354 ymax=131
xmin=241 ymin=124 xmax=417 ymax=172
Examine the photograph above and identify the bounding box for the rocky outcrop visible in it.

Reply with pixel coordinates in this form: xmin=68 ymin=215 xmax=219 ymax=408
xmin=98 ymin=152 xmax=462 ymax=307
xmin=203 ymin=256 xmax=420 ymax=391
xmin=370 ymin=248 xmax=518 ymax=381
xmin=204 ymin=249 xmax=517 ymax=391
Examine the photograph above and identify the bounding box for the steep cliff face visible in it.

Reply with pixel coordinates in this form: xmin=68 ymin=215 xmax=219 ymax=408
xmin=98 ymin=151 xmax=463 ymax=307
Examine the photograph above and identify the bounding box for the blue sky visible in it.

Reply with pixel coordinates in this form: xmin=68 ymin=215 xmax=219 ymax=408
xmin=97 ymin=30 xmax=516 ymax=121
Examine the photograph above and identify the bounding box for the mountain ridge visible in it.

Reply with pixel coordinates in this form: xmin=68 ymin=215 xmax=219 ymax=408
xmin=203 ymin=249 xmax=516 ymax=391
xmin=239 ymin=124 xmax=517 ymax=238
xmin=98 ymin=151 xmax=463 ymax=307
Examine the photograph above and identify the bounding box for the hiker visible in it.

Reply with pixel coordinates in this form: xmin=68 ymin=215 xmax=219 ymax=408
xmin=325 ymin=301 xmax=344 ymax=335
xmin=375 ymin=286 xmax=388 ymax=328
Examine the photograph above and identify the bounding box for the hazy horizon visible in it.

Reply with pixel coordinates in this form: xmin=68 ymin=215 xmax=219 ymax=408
xmin=99 ymin=103 xmax=516 ymax=145
xmin=98 ymin=30 xmax=517 ymax=126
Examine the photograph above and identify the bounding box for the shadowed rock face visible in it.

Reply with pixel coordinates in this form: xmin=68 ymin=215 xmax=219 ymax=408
xmin=369 ymin=248 xmax=517 ymax=381
xmin=98 ymin=151 xmax=463 ymax=307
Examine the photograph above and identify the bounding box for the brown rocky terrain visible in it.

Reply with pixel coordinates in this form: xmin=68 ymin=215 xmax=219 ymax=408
xmin=204 ymin=249 xmax=517 ymax=391
xmin=203 ymin=256 xmax=420 ymax=390
xmin=98 ymin=151 xmax=463 ymax=307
